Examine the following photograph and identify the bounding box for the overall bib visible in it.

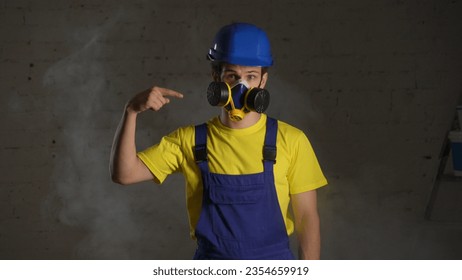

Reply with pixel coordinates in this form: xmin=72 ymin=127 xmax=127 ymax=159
xmin=193 ymin=117 xmax=295 ymax=260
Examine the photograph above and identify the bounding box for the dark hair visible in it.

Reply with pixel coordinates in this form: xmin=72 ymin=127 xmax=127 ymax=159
xmin=211 ymin=61 xmax=223 ymax=81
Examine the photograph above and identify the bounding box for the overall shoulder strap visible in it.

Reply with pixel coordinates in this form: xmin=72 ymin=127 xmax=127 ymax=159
xmin=263 ymin=117 xmax=278 ymax=163
xmin=194 ymin=123 xmax=208 ymax=163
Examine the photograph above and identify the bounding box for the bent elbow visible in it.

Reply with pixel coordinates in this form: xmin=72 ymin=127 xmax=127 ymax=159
xmin=111 ymin=173 xmax=132 ymax=186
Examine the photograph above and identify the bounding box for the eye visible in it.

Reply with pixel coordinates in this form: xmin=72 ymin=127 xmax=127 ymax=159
xmin=223 ymin=74 xmax=239 ymax=83
xmin=243 ymin=74 xmax=259 ymax=83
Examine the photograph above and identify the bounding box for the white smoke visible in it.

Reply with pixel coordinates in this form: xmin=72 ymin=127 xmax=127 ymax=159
xmin=41 ymin=10 xmax=141 ymax=259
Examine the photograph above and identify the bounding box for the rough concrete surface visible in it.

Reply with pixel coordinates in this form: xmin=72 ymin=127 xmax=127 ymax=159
xmin=1 ymin=0 xmax=462 ymax=259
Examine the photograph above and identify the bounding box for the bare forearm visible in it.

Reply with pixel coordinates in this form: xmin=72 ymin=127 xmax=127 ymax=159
xmin=110 ymin=105 xmax=140 ymax=184
xmin=291 ymin=190 xmax=321 ymax=260
xmin=110 ymin=87 xmax=183 ymax=185
xmin=297 ymin=212 xmax=321 ymax=260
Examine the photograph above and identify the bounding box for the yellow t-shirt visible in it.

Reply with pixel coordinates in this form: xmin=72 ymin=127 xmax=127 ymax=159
xmin=137 ymin=114 xmax=327 ymax=238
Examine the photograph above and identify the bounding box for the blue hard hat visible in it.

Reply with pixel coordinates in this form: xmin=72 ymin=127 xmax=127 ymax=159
xmin=207 ymin=23 xmax=273 ymax=67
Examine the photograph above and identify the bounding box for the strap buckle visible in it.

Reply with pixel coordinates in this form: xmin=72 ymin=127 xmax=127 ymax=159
xmin=263 ymin=145 xmax=277 ymax=163
xmin=194 ymin=144 xmax=208 ymax=162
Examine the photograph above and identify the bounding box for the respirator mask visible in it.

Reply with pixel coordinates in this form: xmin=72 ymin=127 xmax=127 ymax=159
xmin=206 ymin=80 xmax=270 ymax=121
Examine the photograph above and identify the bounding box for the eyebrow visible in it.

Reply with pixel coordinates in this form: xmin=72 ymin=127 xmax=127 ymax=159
xmin=223 ymin=69 xmax=260 ymax=74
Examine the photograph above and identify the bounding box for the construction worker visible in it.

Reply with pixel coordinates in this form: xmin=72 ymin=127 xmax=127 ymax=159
xmin=110 ymin=22 xmax=327 ymax=260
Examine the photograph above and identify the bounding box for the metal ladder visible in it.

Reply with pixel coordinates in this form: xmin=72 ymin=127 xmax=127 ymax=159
xmin=424 ymin=107 xmax=462 ymax=220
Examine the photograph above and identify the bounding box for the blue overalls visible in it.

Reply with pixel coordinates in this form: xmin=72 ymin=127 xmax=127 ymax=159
xmin=192 ymin=117 xmax=295 ymax=260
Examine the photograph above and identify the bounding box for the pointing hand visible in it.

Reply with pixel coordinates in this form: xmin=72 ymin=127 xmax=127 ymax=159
xmin=127 ymin=86 xmax=184 ymax=113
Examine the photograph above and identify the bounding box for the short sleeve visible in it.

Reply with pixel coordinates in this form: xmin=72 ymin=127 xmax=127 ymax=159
xmin=287 ymin=132 xmax=327 ymax=194
xmin=137 ymin=130 xmax=185 ymax=184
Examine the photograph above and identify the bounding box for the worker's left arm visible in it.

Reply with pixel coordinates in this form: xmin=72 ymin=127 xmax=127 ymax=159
xmin=291 ymin=189 xmax=320 ymax=260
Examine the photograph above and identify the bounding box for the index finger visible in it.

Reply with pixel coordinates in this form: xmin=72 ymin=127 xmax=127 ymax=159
xmin=159 ymin=87 xmax=184 ymax=99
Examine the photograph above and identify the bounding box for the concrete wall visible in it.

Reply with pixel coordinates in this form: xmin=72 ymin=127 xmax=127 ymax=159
xmin=1 ymin=0 xmax=462 ymax=259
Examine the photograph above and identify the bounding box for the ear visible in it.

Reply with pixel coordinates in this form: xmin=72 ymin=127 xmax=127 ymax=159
xmin=260 ymin=72 xmax=268 ymax=88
